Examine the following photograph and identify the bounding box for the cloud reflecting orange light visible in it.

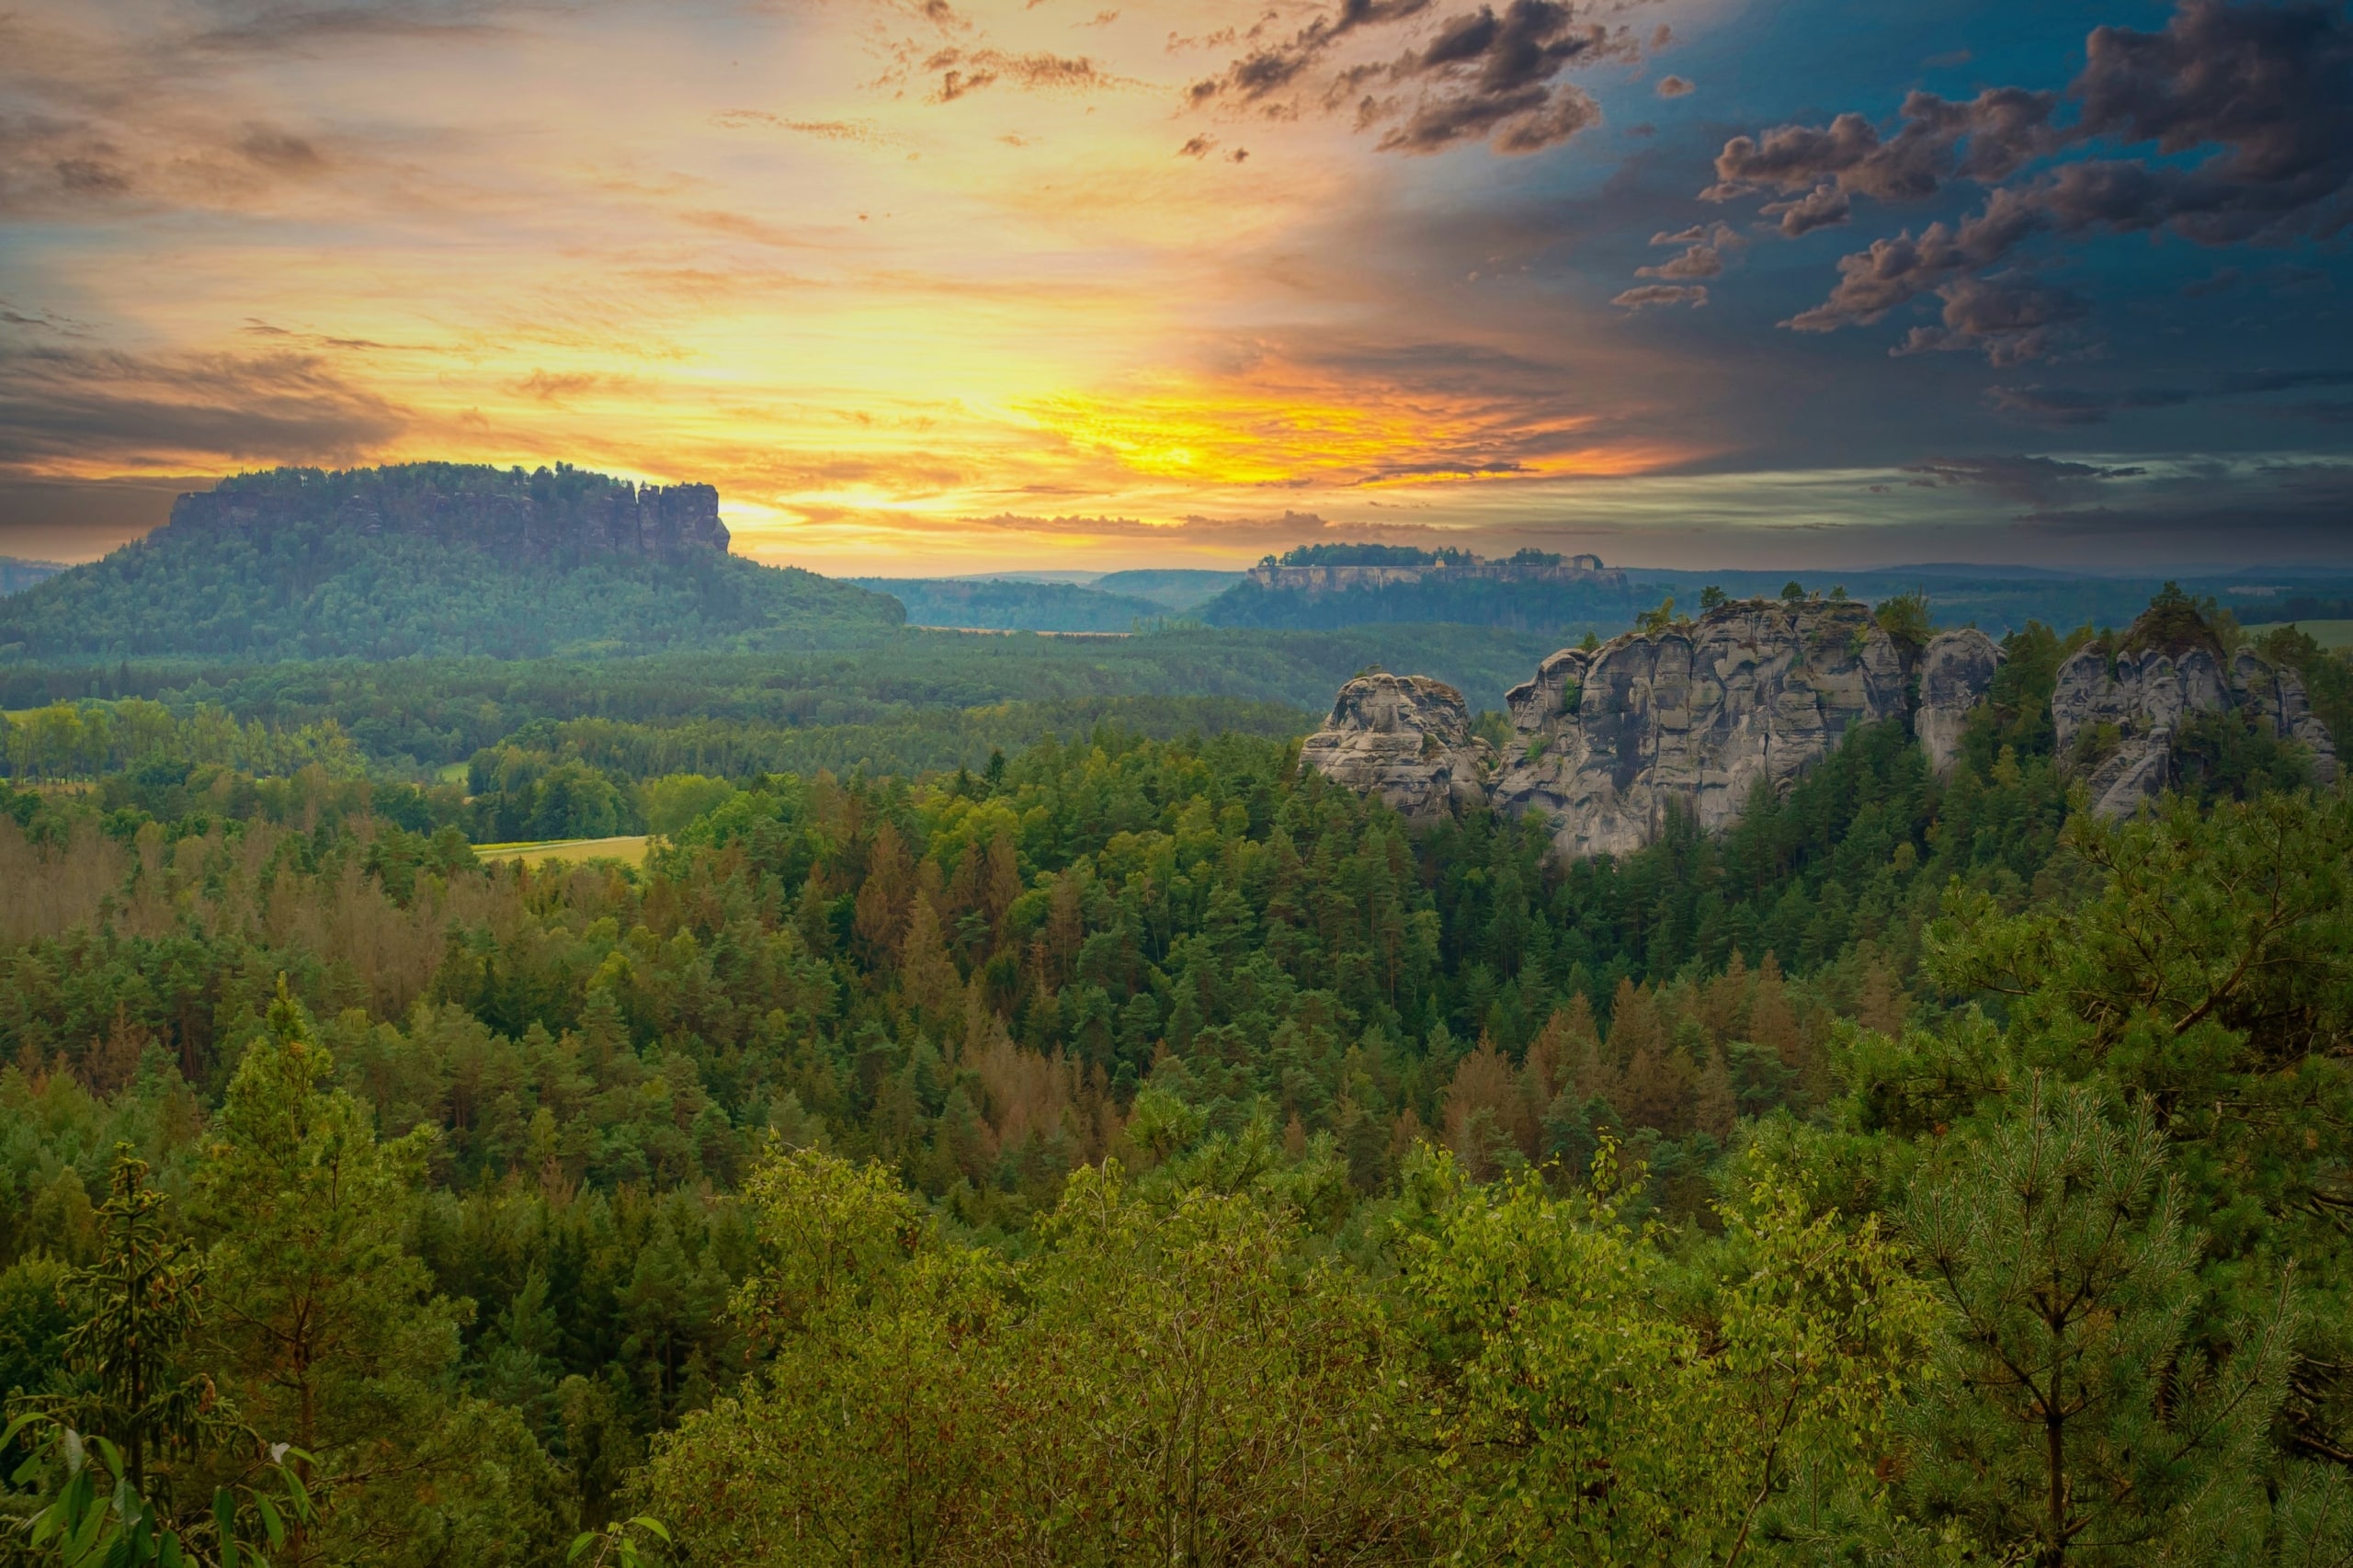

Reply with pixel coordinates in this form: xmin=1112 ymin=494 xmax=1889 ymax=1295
xmin=1 ymin=0 xmax=1729 ymax=571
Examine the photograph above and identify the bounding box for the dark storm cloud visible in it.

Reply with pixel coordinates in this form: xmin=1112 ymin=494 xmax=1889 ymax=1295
xmin=1697 ymin=0 xmax=2353 ymax=364
xmin=1186 ymin=0 xmax=1436 ymax=106
xmin=1779 ymin=187 xmax=2046 ymax=338
xmin=0 ymin=343 xmax=406 ymax=472
xmin=1373 ymin=2 xmax=1621 ymax=153
xmin=1707 ymin=86 xmax=2063 ymax=202
xmin=1189 ymin=0 xmax=1642 ymax=154
xmin=184 ymin=0 xmax=524 ymax=52
xmin=1984 ymin=383 xmax=2197 ymax=425
xmin=1984 ymin=369 xmax=2353 ymax=424
xmin=1902 ymin=453 xmax=2147 ymax=505
xmin=1891 ymin=274 xmax=2089 ymax=365
xmin=2004 ymin=460 xmax=2353 ymax=543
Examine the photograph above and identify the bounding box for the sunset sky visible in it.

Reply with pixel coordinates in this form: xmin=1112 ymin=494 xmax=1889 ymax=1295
xmin=2 ymin=0 xmax=2349 ymax=573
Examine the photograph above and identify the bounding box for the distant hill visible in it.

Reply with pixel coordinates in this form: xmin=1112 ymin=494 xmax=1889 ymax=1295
xmin=1091 ymin=569 xmax=1243 ymax=611
xmin=0 ymin=557 xmax=66 ymax=597
xmin=1199 ymin=545 xmax=1640 ymax=635
xmin=851 ymin=577 xmax=1170 ymax=631
xmin=0 ymin=463 xmax=902 ymax=660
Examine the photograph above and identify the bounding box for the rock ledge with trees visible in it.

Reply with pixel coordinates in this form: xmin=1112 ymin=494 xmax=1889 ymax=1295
xmin=1303 ymin=588 xmax=2336 ymax=853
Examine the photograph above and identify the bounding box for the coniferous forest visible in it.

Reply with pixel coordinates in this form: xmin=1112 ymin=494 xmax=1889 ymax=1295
xmin=2 ymin=588 xmax=2351 ymax=1568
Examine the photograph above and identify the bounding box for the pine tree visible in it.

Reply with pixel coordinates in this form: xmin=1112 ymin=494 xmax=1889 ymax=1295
xmin=1899 ymin=1081 xmax=2295 ymax=1566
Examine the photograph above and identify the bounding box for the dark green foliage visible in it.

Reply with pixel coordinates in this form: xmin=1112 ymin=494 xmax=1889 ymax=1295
xmin=1202 ymin=574 xmax=1635 ymax=635
xmin=1267 ymin=543 xmax=1440 ymax=567
xmin=2117 ymin=580 xmax=2227 ymax=659
xmin=2 ymin=622 xmax=1560 ymax=777
xmin=40 ymin=1151 xmax=211 ymax=1494
xmin=1086 ymin=568 xmax=1239 ymax=610
xmin=2258 ymin=622 xmax=2353 ymax=745
xmin=847 ymin=578 xmax=1170 ymax=631
xmin=1900 ymin=1083 xmax=2293 ymax=1565
xmin=1872 ymin=590 xmax=1934 ymax=649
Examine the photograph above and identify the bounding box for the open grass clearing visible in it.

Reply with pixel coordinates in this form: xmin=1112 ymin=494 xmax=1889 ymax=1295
xmin=473 ymin=835 xmax=649 ymax=868
xmin=2248 ymin=619 xmax=2353 ymax=649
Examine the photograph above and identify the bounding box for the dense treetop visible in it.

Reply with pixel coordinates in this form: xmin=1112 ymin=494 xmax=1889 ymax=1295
xmin=0 ymin=589 xmax=2347 ymax=1565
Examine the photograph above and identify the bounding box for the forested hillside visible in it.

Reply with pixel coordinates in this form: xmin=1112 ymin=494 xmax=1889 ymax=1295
xmin=849 ymin=578 xmax=1171 ymax=631
xmin=1 ymin=594 xmax=2349 ymax=1565
xmin=0 ymin=465 xmax=903 ymax=661
xmin=0 ymin=621 xmax=1560 ymax=783
xmin=1201 ymin=567 xmax=1641 ymax=635
xmin=0 ymin=558 xmax=63 ymax=597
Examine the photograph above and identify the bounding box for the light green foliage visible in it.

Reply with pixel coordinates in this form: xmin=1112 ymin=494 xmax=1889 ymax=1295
xmin=3 ymin=701 xmax=360 ymax=782
xmin=647 ymin=1148 xmax=1419 ymax=1564
xmin=1397 ymin=1143 xmax=1931 ymax=1564
xmin=635 ymin=775 xmax=735 ymax=838
xmin=568 ymin=1515 xmax=668 ymax=1568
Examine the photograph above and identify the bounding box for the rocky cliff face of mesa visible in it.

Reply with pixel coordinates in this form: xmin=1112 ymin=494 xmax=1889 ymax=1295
xmin=1298 ymin=673 xmax=1497 ymax=827
xmin=2053 ymin=636 xmax=2338 ymax=816
xmin=1302 ymin=601 xmax=2009 ymax=858
xmin=170 ymin=463 xmax=731 ymax=565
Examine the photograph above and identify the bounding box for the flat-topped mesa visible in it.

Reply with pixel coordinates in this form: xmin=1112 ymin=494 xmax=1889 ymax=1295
xmin=1298 ymin=672 xmax=1497 ymax=826
xmin=169 ymin=463 xmax=730 ymax=566
xmin=2053 ymin=608 xmax=2337 ymax=816
xmin=1302 ymin=599 xmax=2006 ymax=858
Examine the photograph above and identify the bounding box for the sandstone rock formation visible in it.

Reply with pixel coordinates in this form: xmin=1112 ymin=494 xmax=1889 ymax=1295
xmin=1302 ymin=599 xmax=2018 ymax=857
xmin=1915 ymin=628 xmax=2006 ymax=775
xmin=1489 ymin=600 xmax=1927 ymax=858
xmin=172 ymin=464 xmax=731 ymax=566
xmin=1299 ymin=673 xmax=1496 ymax=826
xmin=2052 ymin=637 xmax=2338 ymax=817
